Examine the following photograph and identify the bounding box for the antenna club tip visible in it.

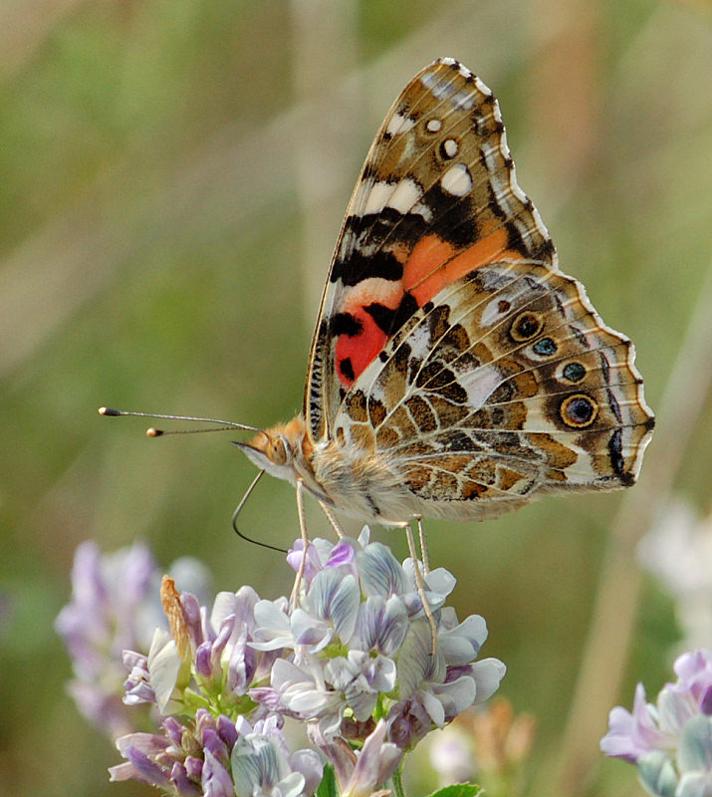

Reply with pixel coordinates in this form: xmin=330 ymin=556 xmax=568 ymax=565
xmin=146 ymin=427 xmax=164 ymax=437
xmin=99 ymin=406 xmax=120 ymax=416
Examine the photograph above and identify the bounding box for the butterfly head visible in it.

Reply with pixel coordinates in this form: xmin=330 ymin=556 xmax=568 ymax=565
xmin=235 ymin=416 xmax=308 ymax=485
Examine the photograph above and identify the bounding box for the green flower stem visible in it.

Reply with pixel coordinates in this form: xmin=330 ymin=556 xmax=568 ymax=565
xmin=392 ymin=764 xmax=406 ymax=797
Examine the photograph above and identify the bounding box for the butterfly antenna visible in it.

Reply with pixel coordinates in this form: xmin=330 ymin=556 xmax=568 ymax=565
xmin=231 ymin=470 xmax=288 ymax=554
xmin=98 ymin=406 xmax=264 ymax=438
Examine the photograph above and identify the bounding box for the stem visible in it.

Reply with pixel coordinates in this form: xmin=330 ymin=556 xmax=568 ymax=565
xmin=391 ymin=764 xmax=406 ymax=797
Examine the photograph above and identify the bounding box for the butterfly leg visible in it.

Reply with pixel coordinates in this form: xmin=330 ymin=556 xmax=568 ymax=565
xmin=404 ymin=522 xmax=438 ymax=657
xmin=289 ymin=479 xmax=309 ymax=609
xmin=318 ymin=500 xmax=345 ymax=539
xmin=415 ymin=515 xmax=430 ymax=575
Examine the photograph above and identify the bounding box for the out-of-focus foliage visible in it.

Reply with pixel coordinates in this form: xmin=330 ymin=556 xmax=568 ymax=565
xmin=1 ymin=1 xmax=711 ymax=796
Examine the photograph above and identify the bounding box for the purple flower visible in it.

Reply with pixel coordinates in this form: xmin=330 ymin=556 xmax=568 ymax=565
xmin=602 ymin=649 xmax=712 ymax=796
xmin=231 ymin=718 xmax=322 ymax=797
xmin=110 ymin=710 xmax=238 ymax=796
xmin=310 ymin=720 xmax=402 ymax=797
xmin=255 ymin=533 xmax=505 ymax=752
xmin=55 ymin=541 xmax=211 ymax=736
xmin=59 ymin=527 xmax=505 ymax=795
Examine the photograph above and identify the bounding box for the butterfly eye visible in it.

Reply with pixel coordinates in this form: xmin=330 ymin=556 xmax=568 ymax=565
xmin=510 ymin=311 xmax=543 ymax=342
xmin=560 ymin=393 xmax=599 ymax=428
xmin=270 ymin=437 xmax=289 ymax=465
xmin=562 ymin=362 xmax=586 ymax=382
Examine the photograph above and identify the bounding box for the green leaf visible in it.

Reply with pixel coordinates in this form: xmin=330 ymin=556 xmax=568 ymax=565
xmin=317 ymin=765 xmax=338 ymax=797
xmin=426 ymin=785 xmax=483 ymax=797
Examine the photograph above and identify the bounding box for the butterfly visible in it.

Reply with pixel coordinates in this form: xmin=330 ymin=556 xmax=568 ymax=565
xmin=234 ymin=57 xmax=655 ymax=531
xmin=105 ymin=58 xmax=654 ymax=540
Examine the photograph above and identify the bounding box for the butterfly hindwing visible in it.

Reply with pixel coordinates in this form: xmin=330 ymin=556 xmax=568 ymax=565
xmin=331 ymin=259 xmax=653 ymax=514
xmin=304 ymin=57 xmax=556 ymax=443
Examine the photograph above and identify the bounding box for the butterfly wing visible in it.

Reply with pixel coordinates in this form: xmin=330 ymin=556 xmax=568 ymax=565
xmin=332 ymin=259 xmax=654 ymax=518
xmin=304 ymin=57 xmax=556 ymax=443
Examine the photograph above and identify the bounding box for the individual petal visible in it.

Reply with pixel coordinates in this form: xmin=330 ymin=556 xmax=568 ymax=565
xmin=252 ymin=599 xmax=293 ymax=650
xmin=291 ymin=608 xmax=332 ymax=651
xmin=354 ymin=596 xmax=408 ymax=656
xmin=171 ymin=761 xmax=202 ymax=796
xmin=439 ymin=615 xmax=488 ymax=665
xmin=195 ymin=642 xmax=213 ymax=678
xmin=308 ymin=570 xmax=360 ymax=643
xmin=637 ymin=750 xmax=678 ymax=797
xmin=366 ymin=654 xmax=397 ymax=694
xmin=358 ymin=543 xmax=406 ymax=597
xmin=379 ymin=596 xmax=409 ymax=655
xmin=342 ymin=721 xmax=403 ymax=797
xmin=123 ymin=745 xmax=171 ymax=787
xmin=147 ymin=628 xmax=185 ymax=713
xmin=471 ymin=657 xmax=507 ymax=704
xmin=396 ymin=620 xmax=444 ymax=698
xmin=178 ymin=592 xmax=204 ymax=649
xmin=289 ymin=749 xmax=323 ymax=797
xmin=676 ymin=772 xmax=712 ymax=797
xmin=677 ymin=715 xmax=712 ymax=774
xmin=658 ymin=684 xmax=698 ymax=737
xmin=280 ymin=771 xmax=308 ymax=797
xmin=287 ymin=540 xmax=324 ymax=584
xmin=217 ymin=715 xmax=238 ymax=749
xmin=325 ymin=540 xmax=357 ymax=569
xmin=201 ymin=748 xmax=234 ymax=797
xmin=108 ymin=762 xmax=138 ymax=782
xmin=432 ymin=675 xmax=477 ymax=720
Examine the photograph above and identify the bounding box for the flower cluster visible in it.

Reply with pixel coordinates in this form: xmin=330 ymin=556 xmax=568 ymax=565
xmin=55 ymin=540 xmax=211 ymax=736
xmin=601 ymin=648 xmax=712 ymax=797
xmin=95 ymin=528 xmax=505 ymax=796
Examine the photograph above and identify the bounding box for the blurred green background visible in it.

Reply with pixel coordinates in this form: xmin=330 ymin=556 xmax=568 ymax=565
xmin=1 ymin=1 xmax=711 ymax=795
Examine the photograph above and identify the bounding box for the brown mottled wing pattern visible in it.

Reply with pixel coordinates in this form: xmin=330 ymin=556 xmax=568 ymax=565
xmin=304 ymin=57 xmax=555 ymax=444
xmin=333 ymin=260 xmax=654 ymax=515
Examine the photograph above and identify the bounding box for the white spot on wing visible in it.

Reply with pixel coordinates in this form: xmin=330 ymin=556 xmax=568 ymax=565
xmin=427 ymin=119 xmax=442 ymax=132
xmin=443 ymin=139 xmax=458 ymax=158
xmin=363 ymin=181 xmax=394 ymax=215
xmin=359 ymin=178 xmax=433 ymax=222
xmin=386 ymin=112 xmax=415 ymax=137
xmin=441 ymin=163 xmax=472 ymax=197
xmin=406 ymin=323 xmax=432 ymax=360
xmin=387 ymin=178 xmax=423 ymax=214
xmin=481 ymin=297 xmax=510 ymax=327
xmin=460 ymin=365 xmax=502 ymax=410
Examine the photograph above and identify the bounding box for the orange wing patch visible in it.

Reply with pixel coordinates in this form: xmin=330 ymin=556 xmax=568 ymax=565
xmin=334 ymin=230 xmax=527 ymax=386
xmin=404 ymin=230 xmax=523 ymax=306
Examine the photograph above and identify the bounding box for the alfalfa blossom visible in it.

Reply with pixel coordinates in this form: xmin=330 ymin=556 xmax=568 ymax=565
xmin=55 ymin=539 xmax=211 ymax=736
xmin=601 ymin=648 xmax=712 ymax=796
xmin=95 ymin=527 xmax=505 ymax=795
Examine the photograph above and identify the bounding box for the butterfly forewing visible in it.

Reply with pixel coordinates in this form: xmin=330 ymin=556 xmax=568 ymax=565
xmin=304 ymin=57 xmax=557 ymax=443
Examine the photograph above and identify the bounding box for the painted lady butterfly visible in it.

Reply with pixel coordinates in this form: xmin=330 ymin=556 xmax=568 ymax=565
xmin=103 ymin=58 xmax=654 ymax=542
xmin=235 ymin=57 xmax=655 ymax=531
